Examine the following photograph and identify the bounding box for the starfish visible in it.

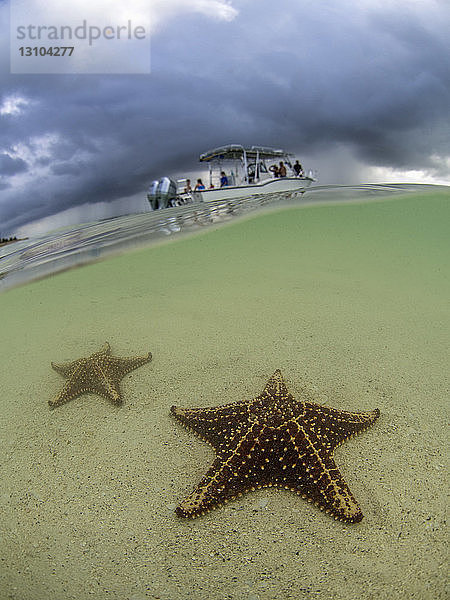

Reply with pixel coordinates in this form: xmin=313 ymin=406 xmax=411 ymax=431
xmin=49 ymin=342 xmax=151 ymax=408
xmin=171 ymin=370 xmax=380 ymax=522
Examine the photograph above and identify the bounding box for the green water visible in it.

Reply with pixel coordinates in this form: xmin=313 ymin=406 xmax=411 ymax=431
xmin=4 ymin=192 xmax=447 ymax=388
xmin=0 ymin=191 xmax=448 ymax=600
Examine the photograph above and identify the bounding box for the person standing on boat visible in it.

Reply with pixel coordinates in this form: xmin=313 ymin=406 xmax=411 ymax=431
xmin=184 ymin=179 xmax=192 ymax=193
xmin=293 ymin=160 xmax=304 ymax=177
xmin=278 ymin=161 xmax=287 ymax=177
xmin=269 ymin=164 xmax=279 ymax=177
xmin=195 ymin=178 xmax=205 ymax=190
xmin=220 ymin=171 xmax=229 ymax=187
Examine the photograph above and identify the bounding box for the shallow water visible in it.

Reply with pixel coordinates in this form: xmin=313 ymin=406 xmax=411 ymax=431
xmin=0 ymin=183 xmax=442 ymax=291
xmin=0 ymin=187 xmax=448 ymax=599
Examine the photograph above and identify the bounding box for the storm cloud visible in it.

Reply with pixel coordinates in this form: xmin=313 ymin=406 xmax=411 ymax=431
xmin=0 ymin=153 xmax=28 ymax=175
xmin=1 ymin=0 xmax=449 ymax=234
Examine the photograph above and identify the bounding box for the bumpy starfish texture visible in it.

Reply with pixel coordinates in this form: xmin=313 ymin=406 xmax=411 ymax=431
xmin=171 ymin=370 xmax=379 ymax=522
xmin=50 ymin=342 xmax=151 ymax=408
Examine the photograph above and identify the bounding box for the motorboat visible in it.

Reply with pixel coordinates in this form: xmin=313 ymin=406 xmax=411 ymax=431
xmin=147 ymin=144 xmax=315 ymax=210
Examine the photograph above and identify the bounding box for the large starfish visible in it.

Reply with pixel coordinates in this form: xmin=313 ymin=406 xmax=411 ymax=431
xmin=49 ymin=342 xmax=151 ymax=408
xmin=171 ymin=370 xmax=380 ymax=522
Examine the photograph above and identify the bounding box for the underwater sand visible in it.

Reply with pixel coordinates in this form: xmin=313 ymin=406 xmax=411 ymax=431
xmin=0 ymin=191 xmax=448 ymax=599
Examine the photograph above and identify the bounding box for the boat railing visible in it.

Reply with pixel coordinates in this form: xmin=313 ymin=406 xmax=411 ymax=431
xmin=176 ymin=168 xmax=314 ymax=196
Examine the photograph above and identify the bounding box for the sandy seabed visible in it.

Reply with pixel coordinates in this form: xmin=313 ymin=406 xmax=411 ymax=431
xmin=0 ymin=191 xmax=448 ymax=599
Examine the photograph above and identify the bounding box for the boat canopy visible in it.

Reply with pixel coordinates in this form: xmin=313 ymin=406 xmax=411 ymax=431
xmin=199 ymin=144 xmax=293 ymax=163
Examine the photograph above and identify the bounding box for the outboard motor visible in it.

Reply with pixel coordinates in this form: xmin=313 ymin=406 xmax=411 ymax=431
xmin=147 ymin=177 xmax=177 ymax=210
xmin=147 ymin=180 xmax=159 ymax=210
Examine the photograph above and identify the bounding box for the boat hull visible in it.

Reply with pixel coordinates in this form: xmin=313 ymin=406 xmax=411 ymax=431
xmin=182 ymin=176 xmax=313 ymax=203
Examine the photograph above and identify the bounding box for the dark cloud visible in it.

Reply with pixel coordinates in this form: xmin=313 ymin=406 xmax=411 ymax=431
xmin=51 ymin=161 xmax=87 ymax=176
xmin=0 ymin=0 xmax=449 ymax=233
xmin=0 ymin=153 xmax=28 ymax=175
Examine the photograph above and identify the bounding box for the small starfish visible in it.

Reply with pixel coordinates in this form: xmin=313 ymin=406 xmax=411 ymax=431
xmin=171 ymin=370 xmax=380 ymax=522
xmin=49 ymin=342 xmax=151 ymax=408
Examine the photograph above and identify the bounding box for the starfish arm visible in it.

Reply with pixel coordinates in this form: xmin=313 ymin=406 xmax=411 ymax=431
xmin=49 ymin=361 xmax=91 ymax=407
xmin=51 ymin=358 xmax=83 ymax=378
xmin=93 ymin=364 xmax=123 ymax=404
xmin=270 ymin=421 xmax=364 ymax=522
xmin=94 ymin=342 xmax=111 ymax=356
xmin=302 ymin=403 xmax=380 ymax=450
xmin=49 ymin=377 xmax=80 ymax=408
xmin=263 ymin=369 xmax=292 ymax=399
xmin=175 ymin=424 xmax=266 ymax=517
xmin=107 ymin=352 xmax=152 ymax=378
xmin=50 ymin=342 xmax=110 ymax=377
xmin=176 ymin=457 xmax=240 ymax=517
xmin=171 ymin=402 xmax=253 ymax=450
xmin=282 ymin=450 xmax=364 ymax=523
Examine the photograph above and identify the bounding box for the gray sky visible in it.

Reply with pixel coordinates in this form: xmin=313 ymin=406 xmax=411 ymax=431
xmin=1 ymin=0 xmax=449 ymax=236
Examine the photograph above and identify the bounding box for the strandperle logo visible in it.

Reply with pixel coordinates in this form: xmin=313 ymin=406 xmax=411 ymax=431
xmin=10 ymin=3 xmax=151 ymax=75
xmin=15 ymin=20 xmax=148 ymax=46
